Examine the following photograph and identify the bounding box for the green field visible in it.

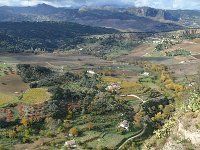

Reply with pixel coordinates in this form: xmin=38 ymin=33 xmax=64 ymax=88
xmin=0 ymin=92 xmax=18 ymax=106
xmin=21 ymin=88 xmax=51 ymax=104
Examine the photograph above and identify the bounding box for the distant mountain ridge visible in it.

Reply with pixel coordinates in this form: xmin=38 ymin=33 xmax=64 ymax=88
xmin=126 ymin=7 xmax=200 ymax=26
xmin=0 ymin=4 xmax=200 ymax=32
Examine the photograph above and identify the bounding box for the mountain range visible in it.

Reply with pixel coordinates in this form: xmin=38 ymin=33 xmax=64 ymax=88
xmin=0 ymin=3 xmax=200 ymax=32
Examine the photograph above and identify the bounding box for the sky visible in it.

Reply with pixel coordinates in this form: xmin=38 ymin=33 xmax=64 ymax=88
xmin=0 ymin=0 xmax=200 ymax=10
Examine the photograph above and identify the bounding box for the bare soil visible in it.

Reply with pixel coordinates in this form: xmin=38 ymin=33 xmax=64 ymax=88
xmin=0 ymin=73 xmax=29 ymax=96
xmin=165 ymin=40 xmax=200 ymax=55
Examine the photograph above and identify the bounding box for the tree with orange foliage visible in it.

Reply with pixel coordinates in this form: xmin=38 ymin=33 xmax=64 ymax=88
xmin=69 ymin=127 xmax=78 ymax=137
xmin=21 ymin=118 xmax=29 ymax=127
xmin=86 ymin=122 xmax=94 ymax=130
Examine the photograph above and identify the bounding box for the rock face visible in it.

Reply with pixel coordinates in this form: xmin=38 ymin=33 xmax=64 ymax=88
xmin=128 ymin=7 xmax=180 ymax=21
xmin=162 ymin=112 xmax=200 ymax=150
xmin=178 ymin=122 xmax=200 ymax=146
xmin=162 ymin=137 xmax=185 ymax=150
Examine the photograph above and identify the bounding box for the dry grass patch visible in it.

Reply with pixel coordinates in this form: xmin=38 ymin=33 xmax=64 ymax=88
xmin=193 ymin=38 xmax=200 ymax=44
xmin=0 ymin=74 xmax=29 ymax=95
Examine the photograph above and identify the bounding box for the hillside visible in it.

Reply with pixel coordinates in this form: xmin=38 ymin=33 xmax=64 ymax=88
xmin=1 ymin=22 xmax=200 ymax=150
xmin=1 ymin=2 xmax=200 ymax=150
xmin=1 ymin=5 xmax=200 ymax=31
xmin=0 ymin=21 xmax=118 ymax=52
xmin=127 ymin=7 xmax=200 ymax=27
xmin=0 ymin=4 xmax=184 ymax=32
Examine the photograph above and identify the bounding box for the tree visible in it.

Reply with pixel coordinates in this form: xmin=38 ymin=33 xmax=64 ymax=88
xmin=154 ymin=112 xmax=163 ymax=122
xmin=69 ymin=127 xmax=78 ymax=137
xmin=21 ymin=118 xmax=29 ymax=127
xmin=89 ymin=93 xmax=116 ymax=115
xmin=162 ymin=105 xmax=174 ymax=119
xmin=86 ymin=122 xmax=94 ymax=130
xmin=134 ymin=112 xmax=145 ymax=128
xmin=66 ymin=111 xmax=73 ymax=120
xmin=51 ymin=87 xmax=64 ymax=100
xmin=45 ymin=100 xmax=63 ymax=118
xmin=45 ymin=117 xmax=62 ymax=131
xmin=8 ymin=130 xmax=17 ymax=139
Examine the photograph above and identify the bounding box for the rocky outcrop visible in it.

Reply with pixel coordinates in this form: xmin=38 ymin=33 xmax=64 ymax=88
xmin=178 ymin=122 xmax=200 ymax=146
xmin=162 ymin=137 xmax=185 ymax=150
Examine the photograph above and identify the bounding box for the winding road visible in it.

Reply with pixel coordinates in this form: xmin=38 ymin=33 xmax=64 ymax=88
xmin=117 ymin=123 xmax=147 ymax=150
xmin=120 ymin=94 xmax=145 ymax=103
xmin=117 ymin=94 xmax=147 ymax=150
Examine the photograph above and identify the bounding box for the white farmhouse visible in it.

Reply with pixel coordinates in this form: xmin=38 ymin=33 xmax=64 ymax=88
xmin=119 ymin=120 xmax=129 ymax=131
xmin=87 ymin=70 xmax=96 ymax=75
xmin=64 ymin=140 xmax=77 ymax=148
xmin=141 ymin=72 xmax=150 ymax=76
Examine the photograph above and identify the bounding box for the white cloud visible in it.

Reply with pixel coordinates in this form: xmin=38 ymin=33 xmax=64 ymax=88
xmin=134 ymin=0 xmax=173 ymax=9
xmin=173 ymin=0 xmax=200 ymax=9
xmin=0 ymin=0 xmax=46 ymax=6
